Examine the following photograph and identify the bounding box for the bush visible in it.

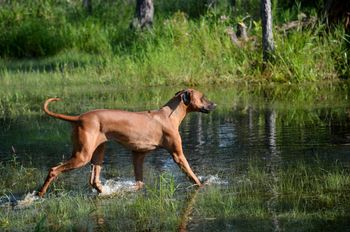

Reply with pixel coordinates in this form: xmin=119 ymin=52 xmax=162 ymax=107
xmin=74 ymin=21 xmax=112 ymax=55
xmin=0 ymin=2 xmax=71 ymax=58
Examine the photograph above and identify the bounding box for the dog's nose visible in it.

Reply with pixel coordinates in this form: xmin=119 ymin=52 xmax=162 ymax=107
xmin=211 ymin=103 xmax=217 ymax=110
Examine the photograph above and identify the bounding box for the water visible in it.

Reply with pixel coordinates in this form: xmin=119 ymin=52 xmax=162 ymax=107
xmin=3 ymin=110 xmax=348 ymax=189
xmin=96 ymin=179 xmax=136 ymax=196
xmin=2 ymin=108 xmax=349 ymax=173
xmin=0 ymin=85 xmax=350 ymax=230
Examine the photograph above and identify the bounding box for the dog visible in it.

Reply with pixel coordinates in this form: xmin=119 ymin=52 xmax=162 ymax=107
xmin=38 ymin=89 xmax=216 ymax=197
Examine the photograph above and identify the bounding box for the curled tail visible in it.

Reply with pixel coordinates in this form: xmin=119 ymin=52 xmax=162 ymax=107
xmin=43 ymin=98 xmax=79 ymax=122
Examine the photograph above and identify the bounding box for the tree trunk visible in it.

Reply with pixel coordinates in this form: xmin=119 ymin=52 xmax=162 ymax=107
xmin=132 ymin=0 xmax=154 ymax=29
xmin=324 ymin=0 xmax=350 ymax=32
xmin=82 ymin=0 xmax=92 ymax=14
xmin=261 ymin=0 xmax=275 ymax=62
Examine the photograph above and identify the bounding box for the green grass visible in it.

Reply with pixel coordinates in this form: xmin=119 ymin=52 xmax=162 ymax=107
xmin=0 ymin=155 xmax=42 ymax=196
xmin=0 ymin=0 xmax=349 ymax=85
xmin=0 ymin=165 xmax=183 ymax=231
xmin=1 ymin=158 xmax=349 ymax=231
xmin=194 ymin=160 xmax=350 ymax=231
xmin=0 ymin=1 xmax=349 ymax=230
xmin=1 ymin=78 xmax=349 ymax=128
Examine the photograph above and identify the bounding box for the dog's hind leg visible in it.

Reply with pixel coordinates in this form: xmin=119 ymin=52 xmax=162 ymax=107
xmin=38 ymin=129 xmax=104 ymax=197
xmin=38 ymin=149 xmax=93 ymax=197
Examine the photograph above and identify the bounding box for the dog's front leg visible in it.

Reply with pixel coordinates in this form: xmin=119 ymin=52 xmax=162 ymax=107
xmin=171 ymin=145 xmax=202 ymax=187
xmin=132 ymin=151 xmax=147 ymax=190
xmin=90 ymin=164 xmax=103 ymax=193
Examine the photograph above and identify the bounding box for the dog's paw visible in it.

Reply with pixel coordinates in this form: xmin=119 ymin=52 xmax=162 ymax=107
xmin=133 ymin=181 xmax=144 ymax=191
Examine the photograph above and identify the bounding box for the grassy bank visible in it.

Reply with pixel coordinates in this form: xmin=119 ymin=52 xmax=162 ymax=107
xmin=0 ymin=0 xmax=349 ymax=86
xmin=1 ymin=158 xmax=349 ymax=231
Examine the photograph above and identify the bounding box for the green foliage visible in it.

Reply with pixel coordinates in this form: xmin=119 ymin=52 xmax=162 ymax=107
xmin=0 ymin=0 xmax=348 ymax=82
xmin=0 ymin=1 xmax=71 ymax=57
xmin=0 ymin=0 xmax=134 ymax=58
xmin=74 ymin=20 xmax=112 ymax=55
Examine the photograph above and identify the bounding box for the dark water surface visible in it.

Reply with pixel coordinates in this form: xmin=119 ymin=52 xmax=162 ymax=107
xmin=1 ymin=94 xmax=349 ymax=181
xmin=0 ymin=84 xmax=350 ymax=231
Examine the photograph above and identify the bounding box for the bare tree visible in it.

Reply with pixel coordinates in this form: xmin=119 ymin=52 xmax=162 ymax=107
xmin=132 ymin=0 xmax=154 ymax=29
xmin=261 ymin=0 xmax=275 ymax=62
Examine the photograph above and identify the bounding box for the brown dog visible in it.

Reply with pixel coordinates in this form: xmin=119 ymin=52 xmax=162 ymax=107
xmin=38 ymin=89 xmax=216 ymax=197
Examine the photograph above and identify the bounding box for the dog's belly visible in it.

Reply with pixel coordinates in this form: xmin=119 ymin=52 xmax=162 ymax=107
xmin=99 ymin=111 xmax=164 ymax=152
xmin=119 ymin=141 xmax=158 ymax=152
xmin=106 ymin=131 xmax=160 ymax=152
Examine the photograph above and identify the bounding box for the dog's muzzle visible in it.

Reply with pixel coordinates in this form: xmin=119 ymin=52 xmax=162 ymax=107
xmin=200 ymin=103 xmax=217 ymax=113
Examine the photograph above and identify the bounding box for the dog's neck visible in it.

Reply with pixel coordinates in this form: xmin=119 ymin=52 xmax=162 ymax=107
xmin=161 ymin=96 xmax=188 ymax=128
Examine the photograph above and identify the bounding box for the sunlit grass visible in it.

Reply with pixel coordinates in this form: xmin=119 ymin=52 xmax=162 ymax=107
xmin=194 ymin=160 xmax=350 ymax=231
xmin=0 ymin=158 xmax=349 ymax=231
xmin=0 ymin=1 xmax=349 ymax=86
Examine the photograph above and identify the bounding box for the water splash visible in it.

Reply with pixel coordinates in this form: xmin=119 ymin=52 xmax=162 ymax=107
xmin=0 ymin=191 xmax=39 ymax=209
xmin=199 ymin=175 xmax=228 ymax=185
xmin=15 ymin=191 xmax=40 ymax=209
xmin=95 ymin=179 xmax=136 ymax=196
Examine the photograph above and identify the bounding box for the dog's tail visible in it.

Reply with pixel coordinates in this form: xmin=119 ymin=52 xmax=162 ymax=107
xmin=43 ymin=98 xmax=79 ymax=122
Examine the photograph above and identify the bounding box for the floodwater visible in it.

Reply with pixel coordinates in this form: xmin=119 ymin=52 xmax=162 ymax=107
xmin=0 ymin=84 xmax=350 ymax=230
xmin=1 ymin=93 xmax=349 ymax=184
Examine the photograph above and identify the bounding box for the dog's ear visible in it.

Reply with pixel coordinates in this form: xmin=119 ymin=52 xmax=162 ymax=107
xmin=181 ymin=90 xmax=191 ymax=105
xmin=174 ymin=90 xmax=184 ymax=96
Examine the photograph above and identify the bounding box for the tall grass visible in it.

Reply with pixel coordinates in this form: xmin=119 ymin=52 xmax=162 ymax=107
xmin=0 ymin=0 xmax=348 ymax=84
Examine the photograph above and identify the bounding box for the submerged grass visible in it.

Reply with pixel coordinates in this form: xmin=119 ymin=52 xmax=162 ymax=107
xmin=0 ymin=155 xmax=41 ymax=196
xmin=0 ymin=162 xmax=182 ymax=231
xmin=194 ymin=160 xmax=350 ymax=231
xmin=0 ymin=79 xmax=349 ymax=124
xmin=0 ymin=158 xmax=349 ymax=231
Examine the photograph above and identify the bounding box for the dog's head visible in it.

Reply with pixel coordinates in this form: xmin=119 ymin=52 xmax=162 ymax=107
xmin=175 ymin=89 xmax=216 ymax=113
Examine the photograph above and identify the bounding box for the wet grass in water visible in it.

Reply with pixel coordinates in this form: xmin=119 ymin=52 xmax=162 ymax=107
xmin=0 ymin=81 xmax=349 ymax=126
xmin=0 ymin=156 xmax=42 ymax=196
xmin=0 ymin=165 xmax=182 ymax=231
xmin=0 ymin=158 xmax=349 ymax=231
xmin=194 ymin=160 xmax=350 ymax=231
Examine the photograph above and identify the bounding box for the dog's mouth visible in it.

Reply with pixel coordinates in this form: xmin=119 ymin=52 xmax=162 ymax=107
xmin=200 ymin=103 xmax=216 ymax=113
xmin=200 ymin=108 xmax=210 ymax=113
